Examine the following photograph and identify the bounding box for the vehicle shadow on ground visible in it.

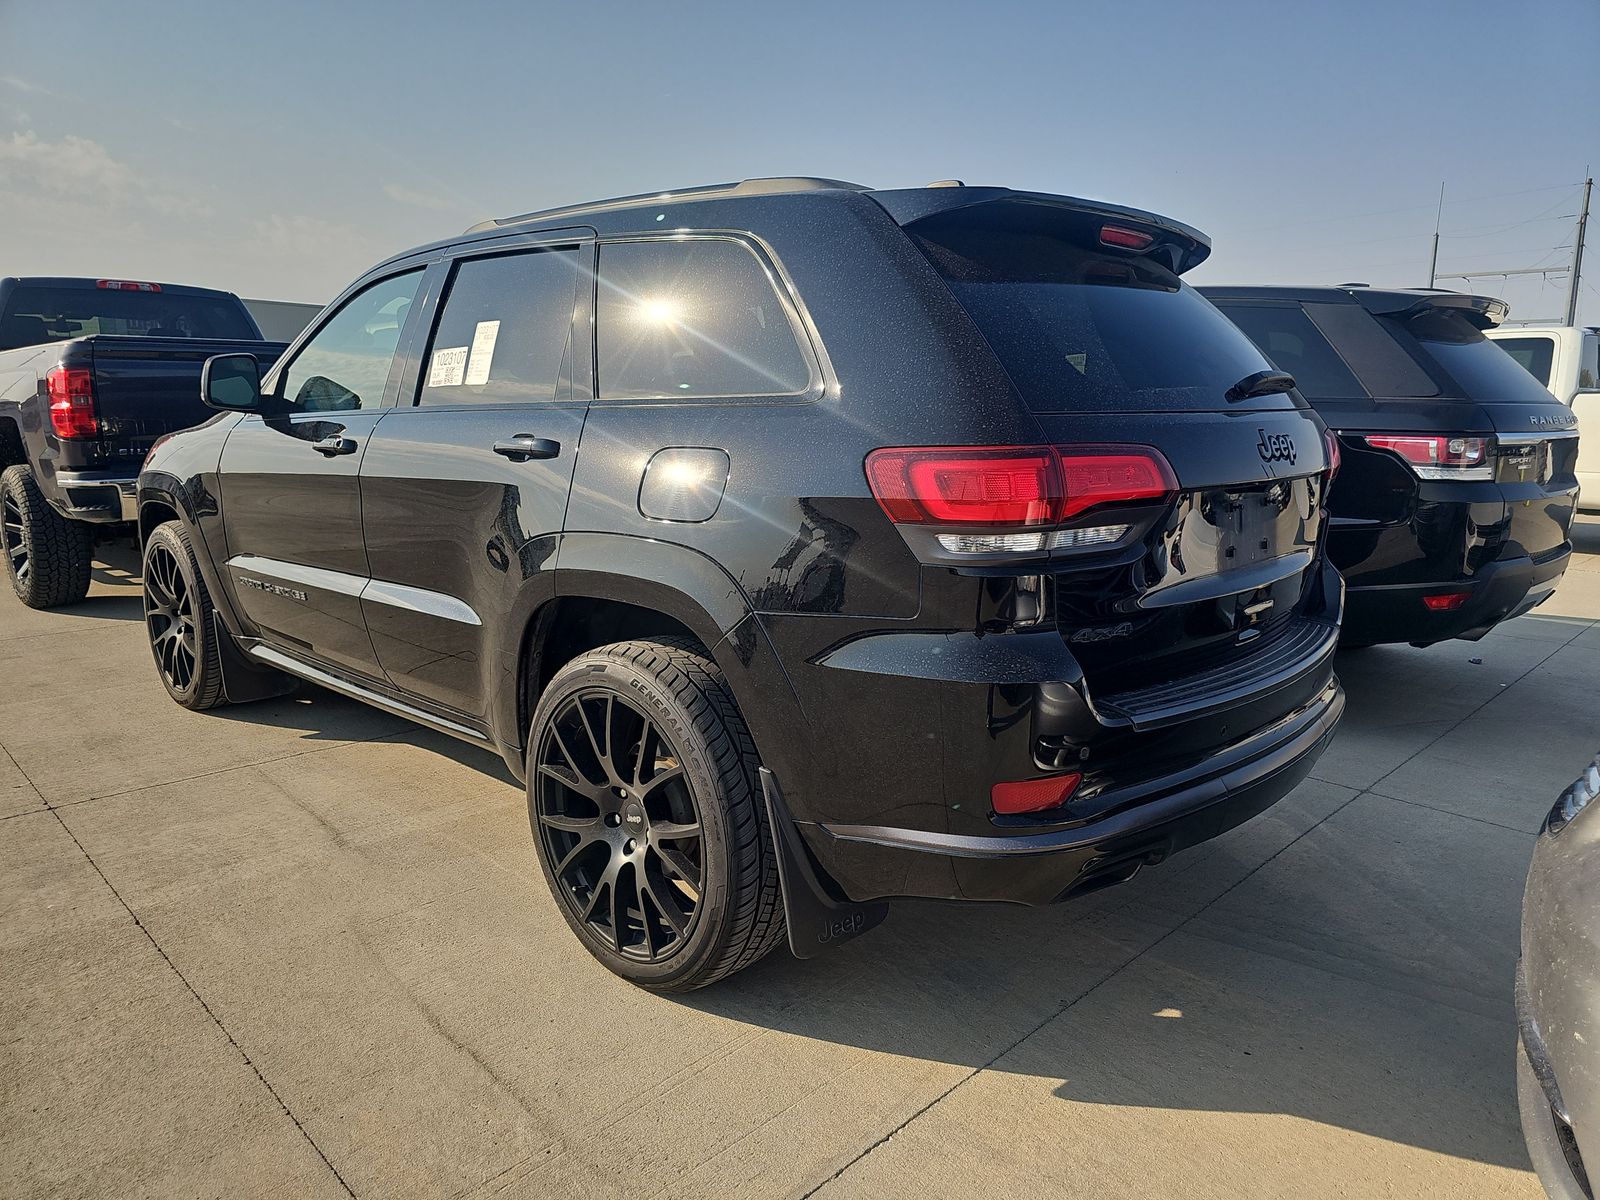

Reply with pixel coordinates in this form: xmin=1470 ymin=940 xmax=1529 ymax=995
xmin=662 ymin=619 xmax=1590 ymax=1173
xmin=47 ymin=543 xmax=147 ymax=621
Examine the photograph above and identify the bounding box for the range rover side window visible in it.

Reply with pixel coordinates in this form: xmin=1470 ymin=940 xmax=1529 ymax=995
xmin=279 ymin=269 xmax=424 ymax=413
xmin=1212 ymin=301 xmax=1364 ymax=398
xmin=595 ymin=238 xmax=812 ymax=400
xmin=417 ymin=248 xmax=581 ymax=406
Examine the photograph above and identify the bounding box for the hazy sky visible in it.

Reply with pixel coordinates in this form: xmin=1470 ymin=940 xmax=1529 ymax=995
xmin=1 ymin=0 xmax=1595 ymax=324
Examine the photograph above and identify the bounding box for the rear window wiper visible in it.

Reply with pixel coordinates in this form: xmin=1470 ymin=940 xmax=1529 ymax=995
xmin=1226 ymin=369 xmax=1296 ymax=403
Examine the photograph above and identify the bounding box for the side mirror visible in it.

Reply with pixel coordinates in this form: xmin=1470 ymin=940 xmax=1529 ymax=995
xmin=201 ymin=353 xmax=265 ymax=412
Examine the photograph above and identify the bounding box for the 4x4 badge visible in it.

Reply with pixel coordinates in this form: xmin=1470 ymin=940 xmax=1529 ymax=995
xmin=1257 ymin=429 xmax=1297 ymax=466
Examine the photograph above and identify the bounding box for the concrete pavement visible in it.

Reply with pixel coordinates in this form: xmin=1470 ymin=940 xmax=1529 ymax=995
xmin=4 ymin=519 xmax=1598 ymax=1198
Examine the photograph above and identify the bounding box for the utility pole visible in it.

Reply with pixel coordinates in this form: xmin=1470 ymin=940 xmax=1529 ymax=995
xmin=1564 ymin=175 xmax=1591 ymax=326
xmin=1427 ymin=181 xmax=1445 ymax=288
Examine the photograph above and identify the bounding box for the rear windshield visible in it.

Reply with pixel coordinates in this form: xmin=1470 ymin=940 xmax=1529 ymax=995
xmin=1213 ymin=296 xmax=1561 ymax=405
xmin=911 ymin=207 xmax=1279 ymax=412
xmin=1486 ymin=335 xmax=1555 ymax=387
xmin=0 ymin=286 xmax=258 ymax=350
xmin=1387 ymin=308 xmax=1559 ymax=404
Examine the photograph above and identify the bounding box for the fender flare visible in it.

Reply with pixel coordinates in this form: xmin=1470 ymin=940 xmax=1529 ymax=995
xmin=136 ymin=472 xmax=250 ymax=638
xmin=500 ymin=532 xmax=814 ymax=787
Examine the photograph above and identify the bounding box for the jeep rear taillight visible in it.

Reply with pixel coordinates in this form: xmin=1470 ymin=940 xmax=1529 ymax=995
xmin=46 ymin=366 xmax=98 ymax=439
xmin=1365 ymin=434 xmax=1492 ymax=481
xmin=1323 ymin=431 xmax=1342 ymax=482
xmin=864 ymin=445 xmax=1175 ymax=556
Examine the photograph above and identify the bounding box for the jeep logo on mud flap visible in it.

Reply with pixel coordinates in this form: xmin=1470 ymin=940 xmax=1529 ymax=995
xmin=818 ymin=911 xmax=866 ymax=944
xmin=1256 ymin=430 xmax=1297 ymax=466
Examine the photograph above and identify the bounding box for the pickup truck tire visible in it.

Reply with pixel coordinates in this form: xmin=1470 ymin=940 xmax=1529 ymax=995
xmin=527 ymin=637 xmax=784 ymax=991
xmin=142 ymin=521 xmax=227 ymax=710
xmin=1 ymin=465 xmax=93 ymax=609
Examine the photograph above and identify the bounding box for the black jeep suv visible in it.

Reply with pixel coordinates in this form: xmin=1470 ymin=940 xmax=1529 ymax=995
xmin=1204 ymin=286 xmax=1579 ymax=647
xmin=138 ymin=178 xmax=1344 ymax=990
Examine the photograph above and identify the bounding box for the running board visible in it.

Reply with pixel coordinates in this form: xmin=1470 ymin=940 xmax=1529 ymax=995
xmin=247 ymin=644 xmax=494 ymax=747
xmin=759 ymin=767 xmax=888 ymax=959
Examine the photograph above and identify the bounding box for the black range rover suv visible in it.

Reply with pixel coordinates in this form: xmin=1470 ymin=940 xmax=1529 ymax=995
xmin=1204 ymin=286 xmax=1579 ymax=647
xmin=138 ymin=178 xmax=1343 ymax=990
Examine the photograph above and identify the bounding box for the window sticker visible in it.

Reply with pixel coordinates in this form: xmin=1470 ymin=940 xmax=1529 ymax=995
xmin=465 ymin=320 xmax=500 ymax=386
xmin=428 ymin=345 xmax=468 ymax=387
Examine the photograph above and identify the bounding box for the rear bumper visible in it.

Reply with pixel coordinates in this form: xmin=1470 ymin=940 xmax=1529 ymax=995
xmin=51 ymin=471 xmax=138 ymax=524
xmin=1343 ymin=548 xmax=1569 ymax=646
xmin=805 ymin=677 xmax=1342 ymax=906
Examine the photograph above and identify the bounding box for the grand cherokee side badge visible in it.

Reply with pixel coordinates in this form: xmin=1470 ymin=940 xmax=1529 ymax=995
xmin=237 ymin=575 xmax=308 ymax=603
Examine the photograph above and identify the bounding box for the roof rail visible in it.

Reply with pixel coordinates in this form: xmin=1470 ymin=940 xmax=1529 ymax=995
xmin=466 ymin=176 xmax=872 ymax=233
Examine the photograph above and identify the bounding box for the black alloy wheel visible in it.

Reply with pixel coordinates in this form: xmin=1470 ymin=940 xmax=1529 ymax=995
xmin=1 ymin=488 xmax=25 ymax=589
xmin=144 ymin=537 xmax=198 ymax=694
xmin=534 ymin=688 xmax=705 ymax=963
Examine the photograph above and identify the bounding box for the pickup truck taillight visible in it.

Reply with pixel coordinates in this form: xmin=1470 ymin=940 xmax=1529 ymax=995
xmin=46 ymin=366 xmax=98 ymax=439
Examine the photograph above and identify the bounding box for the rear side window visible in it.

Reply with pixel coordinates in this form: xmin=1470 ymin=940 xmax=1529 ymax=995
xmin=1388 ymin=308 xmax=1558 ymax=403
xmin=418 ymin=248 xmax=580 ymax=406
xmin=594 ymin=238 xmax=812 ymax=400
xmin=1211 ymin=302 xmax=1363 ymax=397
xmin=0 ymin=285 xmax=258 ymax=349
xmin=910 ymin=206 xmax=1277 ymax=412
xmin=1490 ymin=336 xmax=1556 ymax=386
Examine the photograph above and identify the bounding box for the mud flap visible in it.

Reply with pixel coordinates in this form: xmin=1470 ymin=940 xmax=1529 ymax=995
xmin=214 ymin=614 xmax=297 ymax=704
xmin=759 ymin=767 xmax=888 ymax=959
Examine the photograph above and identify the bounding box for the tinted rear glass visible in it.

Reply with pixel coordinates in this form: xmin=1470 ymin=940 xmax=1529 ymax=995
xmin=1211 ymin=302 xmax=1363 ymax=397
xmin=910 ymin=206 xmax=1277 ymax=412
xmin=1387 ymin=308 xmax=1559 ymax=403
xmin=595 ymin=238 xmax=812 ymax=400
xmin=1489 ymin=336 xmax=1555 ymax=387
xmin=0 ymin=286 xmax=257 ymax=349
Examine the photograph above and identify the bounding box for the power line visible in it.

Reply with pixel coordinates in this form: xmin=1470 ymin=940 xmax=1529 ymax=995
xmin=1234 ymin=180 xmax=1584 ymax=236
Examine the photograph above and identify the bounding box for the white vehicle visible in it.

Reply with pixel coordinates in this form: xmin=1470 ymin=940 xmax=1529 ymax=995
xmin=1488 ymin=325 xmax=1600 ymax=512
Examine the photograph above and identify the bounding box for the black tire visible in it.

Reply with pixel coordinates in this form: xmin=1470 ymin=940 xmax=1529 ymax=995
xmin=527 ymin=637 xmax=784 ymax=991
xmin=1 ymin=464 xmax=92 ymax=609
xmin=142 ymin=521 xmax=228 ymax=710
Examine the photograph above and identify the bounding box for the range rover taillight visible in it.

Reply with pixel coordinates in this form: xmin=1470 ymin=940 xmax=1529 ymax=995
xmin=46 ymin=366 xmax=98 ymax=439
xmin=1365 ymin=434 xmax=1492 ymax=481
xmin=864 ymin=444 xmax=1176 ymax=555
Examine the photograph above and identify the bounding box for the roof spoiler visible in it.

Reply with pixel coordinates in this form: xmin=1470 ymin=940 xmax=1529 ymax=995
xmin=466 ymin=177 xmax=872 ymax=234
xmin=869 ymin=187 xmax=1212 ymax=274
xmin=1356 ymin=290 xmax=1509 ymax=330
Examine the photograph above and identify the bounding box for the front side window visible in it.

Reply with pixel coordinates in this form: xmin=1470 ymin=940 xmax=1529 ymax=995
xmin=595 ymin=238 xmax=812 ymax=400
xmin=417 ymin=248 xmax=580 ymax=406
xmin=1489 ymin=336 xmax=1556 ymax=387
xmin=279 ymin=270 xmax=424 ymax=412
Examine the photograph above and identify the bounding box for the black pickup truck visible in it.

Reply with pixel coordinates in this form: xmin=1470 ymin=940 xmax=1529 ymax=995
xmin=0 ymin=276 xmax=288 ymax=608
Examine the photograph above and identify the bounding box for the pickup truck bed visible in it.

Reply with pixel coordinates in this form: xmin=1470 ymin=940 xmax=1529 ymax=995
xmin=0 ymin=275 xmax=287 ymax=607
xmin=1 ymin=334 xmax=287 ymax=523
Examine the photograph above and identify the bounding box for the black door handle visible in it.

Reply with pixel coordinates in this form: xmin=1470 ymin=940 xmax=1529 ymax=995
xmin=311 ymin=434 xmax=357 ymax=456
xmin=493 ymin=435 xmax=561 ymax=462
